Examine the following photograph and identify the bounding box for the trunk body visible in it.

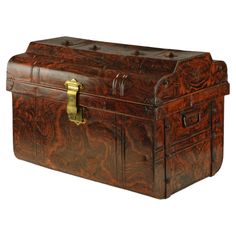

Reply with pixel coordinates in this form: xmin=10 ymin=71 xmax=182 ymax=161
xmin=7 ymin=37 xmax=229 ymax=198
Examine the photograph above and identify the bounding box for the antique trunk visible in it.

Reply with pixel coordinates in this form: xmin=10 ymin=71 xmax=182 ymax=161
xmin=6 ymin=37 xmax=229 ymax=198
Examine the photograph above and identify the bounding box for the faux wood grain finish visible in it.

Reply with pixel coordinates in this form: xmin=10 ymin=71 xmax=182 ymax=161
xmin=7 ymin=37 xmax=229 ymax=198
xmin=13 ymin=94 xmax=155 ymax=196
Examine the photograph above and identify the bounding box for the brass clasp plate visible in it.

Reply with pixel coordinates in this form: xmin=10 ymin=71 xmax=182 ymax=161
xmin=64 ymin=79 xmax=86 ymax=125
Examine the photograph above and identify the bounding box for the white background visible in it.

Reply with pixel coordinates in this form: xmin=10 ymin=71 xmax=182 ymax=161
xmin=0 ymin=1 xmax=235 ymax=235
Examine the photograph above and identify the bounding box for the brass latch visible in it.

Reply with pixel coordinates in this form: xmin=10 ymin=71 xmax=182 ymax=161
xmin=64 ymin=79 xmax=86 ymax=125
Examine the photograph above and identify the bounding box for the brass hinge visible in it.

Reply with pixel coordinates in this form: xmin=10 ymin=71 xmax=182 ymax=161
xmin=64 ymin=79 xmax=86 ymax=126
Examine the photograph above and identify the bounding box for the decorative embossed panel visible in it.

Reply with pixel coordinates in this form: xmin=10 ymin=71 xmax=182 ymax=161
xmin=166 ymin=140 xmax=211 ymax=197
xmin=35 ymin=97 xmax=120 ymax=186
xmin=13 ymin=94 xmax=36 ymax=161
xmin=124 ymin=118 xmax=154 ymax=196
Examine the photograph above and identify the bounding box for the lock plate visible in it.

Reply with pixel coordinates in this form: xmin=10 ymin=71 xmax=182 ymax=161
xmin=64 ymin=79 xmax=86 ymax=125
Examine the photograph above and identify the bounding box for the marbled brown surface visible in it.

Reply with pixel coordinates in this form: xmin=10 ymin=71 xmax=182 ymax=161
xmin=7 ymin=37 xmax=229 ymax=198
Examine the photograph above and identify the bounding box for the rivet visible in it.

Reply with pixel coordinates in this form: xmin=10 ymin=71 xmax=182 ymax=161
xmin=212 ymin=132 xmax=217 ymax=139
xmin=165 ymin=121 xmax=170 ymax=129
xmin=63 ymin=40 xmax=71 ymax=46
xmin=212 ymin=154 xmax=216 ymax=162
xmin=134 ymin=50 xmax=140 ymax=56
xmin=165 ymin=124 xmax=170 ymax=129
xmin=166 ymin=51 xmax=175 ymax=58
xmin=91 ymin=45 xmax=98 ymax=51
xmin=165 ymin=154 xmax=170 ymax=158
xmin=163 ymin=79 xmax=169 ymax=87
xmin=165 ymin=177 xmax=170 ymax=184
